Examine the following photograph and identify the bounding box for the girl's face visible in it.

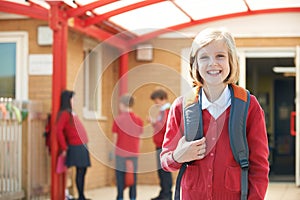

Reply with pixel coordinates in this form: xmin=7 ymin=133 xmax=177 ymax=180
xmin=196 ymin=40 xmax=230 ymax=87
xmin=119 ymin=103 xmax=126 ymax=112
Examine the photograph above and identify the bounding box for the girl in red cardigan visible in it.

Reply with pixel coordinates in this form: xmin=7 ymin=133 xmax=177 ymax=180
xmin=56 ymin=90 xmax=91 ymax=200
xmin=160 ymin=28 xmax=269 ymax=200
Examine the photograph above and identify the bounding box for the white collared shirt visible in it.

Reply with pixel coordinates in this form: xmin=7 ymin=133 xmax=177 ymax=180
xmin=160 ymin=102 xmax=171 ymax=111
xmin=155 ymin=102 xmax=171 ymax=122
xmin=201 ymin=86 xmax=231 ymax=119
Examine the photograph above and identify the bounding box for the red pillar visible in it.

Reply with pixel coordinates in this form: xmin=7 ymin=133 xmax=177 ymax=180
xmin=48 ymin=2 xmax=68 ymax=200
xmin=119 ymin=52 xmax=128 ymax=96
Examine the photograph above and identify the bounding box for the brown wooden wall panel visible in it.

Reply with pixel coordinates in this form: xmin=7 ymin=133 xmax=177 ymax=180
xmin=0 ymin=19 xmax=52 ymax=54
xmin=236 ymin=37 xmax=300 ymax=47
xmin=28 ymin=76 xmax=52 ymax=112
xmin=71 ymin=40 xmax=120 ymax=189
xmin=125 ymin=45 xmax=184 ymax=184
xmin=67 ymin=30 xmax=84 ymax=90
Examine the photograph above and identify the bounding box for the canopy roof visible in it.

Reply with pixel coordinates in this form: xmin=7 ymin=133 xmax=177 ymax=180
xmin=1 ymin=0 xmax=300 ymax=49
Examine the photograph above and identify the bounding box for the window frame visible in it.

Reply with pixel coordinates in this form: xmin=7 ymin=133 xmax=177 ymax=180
xmin=83 ymin=38 xmax=106 ymax=120
xmin=0 ymin=32 xmax=28 ymax=100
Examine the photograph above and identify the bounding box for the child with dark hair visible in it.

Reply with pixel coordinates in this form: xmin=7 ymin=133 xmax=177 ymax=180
xmin=149 ymin=88 xmax=173 ymax=200
xmin=56 ymin=90 xmax=91 ymax=200
xmin=150 ymin=89 xmax=168 ymax=101
xmin=112 ymin=94 xmax=143 ymax=200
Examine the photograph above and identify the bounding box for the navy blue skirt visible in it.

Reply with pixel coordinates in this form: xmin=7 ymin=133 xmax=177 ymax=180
xmin=66 ymin=144 xmax=91 ymax=168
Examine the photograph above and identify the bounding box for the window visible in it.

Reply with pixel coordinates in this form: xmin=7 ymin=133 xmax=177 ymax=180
xmin=0 ymin=43 xmax=16 ymax=98
xmin=0 ymin=32 xmax=28 ymax=100
xmin=83 ymin=39 xmax=105 ymax=120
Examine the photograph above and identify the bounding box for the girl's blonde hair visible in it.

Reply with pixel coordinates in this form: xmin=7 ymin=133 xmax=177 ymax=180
xmin=189 ymin=28 xmax=239 ymax=87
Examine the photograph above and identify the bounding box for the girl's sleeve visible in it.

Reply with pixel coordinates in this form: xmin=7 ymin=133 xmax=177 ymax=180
xmin=139 ymin=118 xmax=144 ymax=135
xmin=56 ymin=111 xmax=69 ymax=151
xmin=160 ymin=97 xmax=184 ymax=172
xmin=247 ymin=95 xmax=269 ymax=200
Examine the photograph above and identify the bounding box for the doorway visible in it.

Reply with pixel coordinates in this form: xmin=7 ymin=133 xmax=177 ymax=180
xmin=274 ymin=79 xmax=295 ymax=176
xmin=246 ymin=57 xmax=295 ymax=181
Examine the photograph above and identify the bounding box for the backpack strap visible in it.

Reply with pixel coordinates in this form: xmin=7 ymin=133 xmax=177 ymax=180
xmin=228 ymin=84 xmax=250 ymax=200
xmin=175 ymin=87 xmax=202 ymax=200
xmin=174 ymin=162 xmax=188 ymax=200
xmin=183 ymin=86 xmax=203 ymax=142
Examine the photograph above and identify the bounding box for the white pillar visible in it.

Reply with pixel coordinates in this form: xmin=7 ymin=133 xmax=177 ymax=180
xmin=238 ymin=50 xmax=246 ymax=88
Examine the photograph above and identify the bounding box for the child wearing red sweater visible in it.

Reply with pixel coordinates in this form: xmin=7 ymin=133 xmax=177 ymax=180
xmin=56 ymin=90 xmax=91 ymax=200
xmin=149 ymin=89 xmax=173 ymax=200
xmin=160 ymin=28 xmax=269 ymax=200
xmin=112 ymin=94 xmax=143 ymax=200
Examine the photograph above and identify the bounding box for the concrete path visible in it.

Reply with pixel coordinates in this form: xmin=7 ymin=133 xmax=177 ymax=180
xmin=85 ymin=183 xmax=300 ymax=200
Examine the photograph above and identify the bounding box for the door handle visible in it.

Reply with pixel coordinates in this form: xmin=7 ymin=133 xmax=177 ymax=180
xmin=290 ymin=111 xmax=296 ymax=136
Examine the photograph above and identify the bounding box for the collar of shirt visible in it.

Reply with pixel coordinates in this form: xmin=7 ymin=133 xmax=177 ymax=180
xmin=201 ymin=85 xmax=231 ymax=119
xmin=160 ymin=102 xmax=171 ymax=111
xmin=155 ymin=102 xmax=171 ymax=122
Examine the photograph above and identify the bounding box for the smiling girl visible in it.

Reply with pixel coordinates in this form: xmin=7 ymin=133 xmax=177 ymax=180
xmin=160 ymin=28 xmax=269 ymax=200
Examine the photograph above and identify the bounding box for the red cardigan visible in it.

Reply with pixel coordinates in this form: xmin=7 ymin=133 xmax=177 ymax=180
xmin=56 ymin=111 xmax=88 ymax=151
xmin=161 ymin=95 xmax=269 ymax=200
xmin=152 ymin=109 xmax=170 ymax=148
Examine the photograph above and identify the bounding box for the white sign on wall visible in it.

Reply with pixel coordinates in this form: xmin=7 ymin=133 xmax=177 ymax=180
xmin=29 ymin=54 xmax=52 ymax=75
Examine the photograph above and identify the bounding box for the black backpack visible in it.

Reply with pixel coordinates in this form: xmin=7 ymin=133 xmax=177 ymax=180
xmin=174 ymin=84 xmax=250 ymax=200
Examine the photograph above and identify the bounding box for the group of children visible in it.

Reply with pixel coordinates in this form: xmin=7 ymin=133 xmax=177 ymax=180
xmin=112 ymin=89 xmax=173 ymax=200
xmin=56 ymin=28 xmax=269 ymax=200
xmin=56 ymin=88 xmax=172 ymax=200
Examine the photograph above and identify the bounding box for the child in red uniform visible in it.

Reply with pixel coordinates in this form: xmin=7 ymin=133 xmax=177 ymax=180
xmin=56 ymin=90 xmax=91 ymax=200
xmin=112 ymin=95 xmax=143 ymax=200
xmin=149 ymin=89 xmax=172 ymax=200
xmin=161 ymin=28 xmax=269 ymax=200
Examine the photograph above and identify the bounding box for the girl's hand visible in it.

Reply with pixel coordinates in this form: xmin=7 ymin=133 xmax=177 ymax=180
xmin=147 ymin=116 xmax=155 ymax=124
xmin=146 ymin=116 xmax=152 ymax=123
xmin=172 ymin=136 xmax=206 ymax=163
xmin=61 ymin=150 xmax=67 ymax=157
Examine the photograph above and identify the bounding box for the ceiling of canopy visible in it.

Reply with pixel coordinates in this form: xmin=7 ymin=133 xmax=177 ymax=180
xmin=1 ymin=0 xmax=300 ymax=48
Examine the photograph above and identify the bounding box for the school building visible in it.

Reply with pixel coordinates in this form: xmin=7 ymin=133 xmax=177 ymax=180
xmin=0 ymin=0 xmax=300 ymax=199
